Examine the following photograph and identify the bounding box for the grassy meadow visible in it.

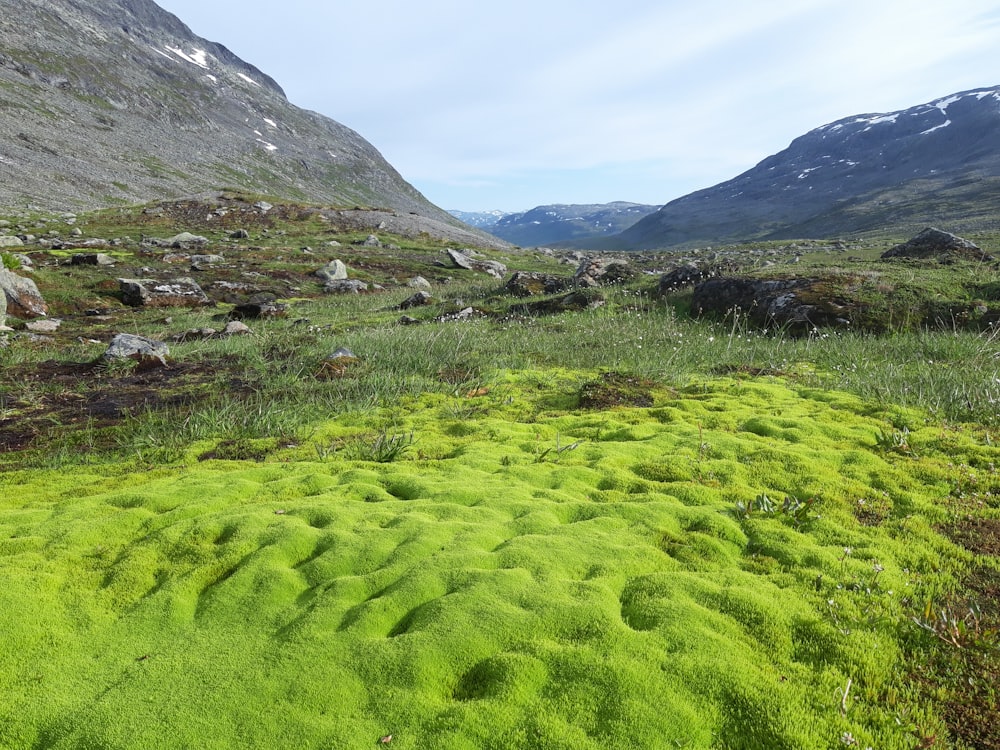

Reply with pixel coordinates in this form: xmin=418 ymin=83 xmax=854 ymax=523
xmin=1 ymin=200 xmax=998 ymax=749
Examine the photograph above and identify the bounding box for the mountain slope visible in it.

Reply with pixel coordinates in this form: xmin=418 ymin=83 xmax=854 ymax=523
xmin=486 ymin=202 xmax=658 ymax=246
xmin=610 ymin=86 xmax=1000 ymax=249
xmin=0 ymin=0 xmax=463 ymax=233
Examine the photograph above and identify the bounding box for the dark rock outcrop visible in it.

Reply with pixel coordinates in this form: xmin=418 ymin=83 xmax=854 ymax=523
xmin=692 ymin=277 xmax=853 ymax=330
xmin=882 ymin=227 xmax=994 ymax=262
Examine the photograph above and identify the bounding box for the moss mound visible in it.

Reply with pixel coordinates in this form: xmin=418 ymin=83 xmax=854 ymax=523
xmin=1 ymin=373 xmax=996 ymax=749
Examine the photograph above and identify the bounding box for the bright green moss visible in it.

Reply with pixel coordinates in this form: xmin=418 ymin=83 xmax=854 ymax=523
xmin=0 ymin=373 xmax=994 ymax=748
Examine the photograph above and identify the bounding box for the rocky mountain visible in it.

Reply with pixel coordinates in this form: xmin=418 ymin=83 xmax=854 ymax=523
xmin=0 ymin=0 xmax=496 ymax=246
xmin=607 ymin=86 xmax=1000 ymax=249
xmin=481 ymin=202 xmax=658 ymax=247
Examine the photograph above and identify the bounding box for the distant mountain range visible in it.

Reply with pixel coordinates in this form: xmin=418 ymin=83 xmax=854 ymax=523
xmin=0 ymin=0 xmax=499 ymax=247
xmin=449 ymin=202 xmax=658 ymax=246
xmin=601 ymin=86 xmax=1000 ymax=249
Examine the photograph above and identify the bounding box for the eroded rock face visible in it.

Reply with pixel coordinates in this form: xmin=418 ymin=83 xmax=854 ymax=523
xmin=882 ymin=228 xmax=994 ymax=262
xmin=118 ymin=277 xmax=213 ymax=307
xmin=0 ymin=268 xmax=48 ymax=318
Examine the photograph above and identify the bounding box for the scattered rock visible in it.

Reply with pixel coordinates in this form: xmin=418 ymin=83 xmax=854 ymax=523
xmin=118 ymin=277 xmax=213 ymax=308
xmin=657 ymin=263 xmax=715 ymax=293
xmin=574 ymin=257 xmax=634 ymax=287
xmin=230 ymin=299 xmax=288 ymax=319
xmin=0 ymin=267 xmax=48 ymax=318
xmin=324 ymin=279 xmax=368 ymax=294
xmin=102 ymin=333 xmax=169 ymax=368
xmin=362 ymin=234 xmax=381 ymax=247
xmin=254 ymin=201 xmax=273 ymax=213
xmin=190 ymin=254 xmax=224 ymax=269
xmin=230 ymin=229 xmax=250 ymax=239
xmin=504 ymin=271 xmax=569 ymax=296
xmin=0 ymin=236 xmax=23 ymax=248
xmin=166 ymin=232 xmax=209 ymax=249
xmin=882 ymin=228 xmax=994 ymax=262
xmin=314 ymin=259 xmax=348 ymax=282
xmin=222 ymin=320 xmax=252 ymax=336
xmin=408 ymin=276 xmax=431 ymax=290
xmin=25 ymin=318 xmax=61 ymax=333
xmin=446 ymin=248 xmax=507 ymax=279
xmin=70 ymin=252 xmax=115 ymax=266
xmin=399 ymin=291 xmax=433 ymax=309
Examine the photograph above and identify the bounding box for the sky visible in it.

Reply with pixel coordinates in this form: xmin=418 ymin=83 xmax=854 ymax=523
xmin=154 ymin=0 xmax=1000 ymax=212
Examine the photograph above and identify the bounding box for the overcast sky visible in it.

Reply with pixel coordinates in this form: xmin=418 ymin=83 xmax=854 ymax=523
xmin=154 ymin=0 xmax=1000 ymax=212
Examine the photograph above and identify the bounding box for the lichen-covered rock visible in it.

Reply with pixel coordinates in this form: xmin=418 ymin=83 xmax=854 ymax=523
xmin=102 ymin=333 xmax=169 ymax=367
xmin=504 ymin=271 xmax=569 ymax=297
xmin=118 ymin=277 xmax=212 ymax=307
xmin=446 ymin=249 xmax=507 ymax=279
xmin=0 ymin=267 xmax=48 ymax=318
xmin=692 ymin=276 xmax=852 ymax=330
xmin=315 ymin=259 xmax=349 ymax=282
xmin=324 ymin=279 xmax=368 ymax=294
xmin=574 ymin=257 xmax=634 ymax=287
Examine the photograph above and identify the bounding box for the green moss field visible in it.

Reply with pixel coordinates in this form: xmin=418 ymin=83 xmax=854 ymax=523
xmin=2 ymin=203 xmax=1000 ymax=747
xmin=2 ymin=371 xmax=997 ymax=749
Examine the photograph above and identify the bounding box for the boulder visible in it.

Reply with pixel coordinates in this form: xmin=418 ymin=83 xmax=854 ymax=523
xmin=25 ymin=318 xmax=60 ymax=333
xmin=882 ymin=228 xmax=993 ymax=262
xmin=504 ymin=271 xmax=568 ymax=297
xmin=0 ymin=236 xmax=24 ymax=248
xmin=399 ymin=291 xmax=433 ymax=309
xmin=658 ymin=263 xmax=714 ymax=294
xmin=362 ymin=234 xmax=381 ymax=247
xmin=314 ymin=259 xmax=348 ymax=282
xmin=574 ymin=257 xmax=634 ymax=287
xmin=118 ymin=277 xmax=213 ymax=308
xmin=102 ymin=333 xmax=169 ymax=368
xmin=692 ymin=276 xmax=852 ymax=330
xmin=190 ymin=254 xmax=224 ymax=269
xmin=167 ymin=232 xmax=209 ymax=248
xmin=446 ymin=248 xmax=507 ymax=279
xmin=230 ymin=300 xmax=287 ymax=319
xmin=324 ymin=279 xmax=368 ymax=294
xmin=222 ymin=320 xmax=252 ymax=336
xmin=408 ymin=276 xmax=432 ymax=290
xmin=70 ymin=252 xmax=116 ymax=266
xmin=0 ymin=267 xmax=48 ymax=318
